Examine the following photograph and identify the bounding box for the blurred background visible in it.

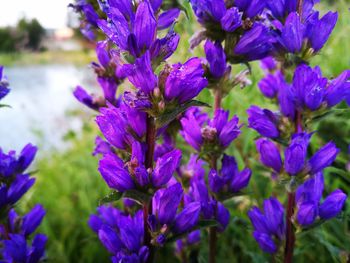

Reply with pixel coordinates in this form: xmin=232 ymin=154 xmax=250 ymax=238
xmin=0 ymin=0 xmax=349 ymax=262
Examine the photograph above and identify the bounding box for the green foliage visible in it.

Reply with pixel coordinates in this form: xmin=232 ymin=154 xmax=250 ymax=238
xmin=17 ymin=18 xmax=45 ymax=51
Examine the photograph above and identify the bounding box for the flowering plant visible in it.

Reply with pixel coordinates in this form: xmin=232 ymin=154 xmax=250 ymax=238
xmin=71 ymin=0 xmax=349 ymax=262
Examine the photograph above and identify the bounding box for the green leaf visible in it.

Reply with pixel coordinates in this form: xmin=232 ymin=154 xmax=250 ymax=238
xmin=122 ymin=189 xmax=152 ymax=205
xmin=166 ymin=219 xmax=218 ymax=243
xmin=156 ymin=100 xmax=210 ymax=128
xmin=99 ymin=191 xmax=122 ymax=205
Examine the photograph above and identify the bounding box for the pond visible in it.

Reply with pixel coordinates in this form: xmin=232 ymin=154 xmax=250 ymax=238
xmin=0 ymin=64 xmax=98 ymax=153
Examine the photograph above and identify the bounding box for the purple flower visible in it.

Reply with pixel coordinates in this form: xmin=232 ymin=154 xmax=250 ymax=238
xmin=252 ymin=231 xmax=277 ymax=254
xmin=122 ymin=51 xmax=158 ymax=94
xmin=190 ymin=0 xmax=226 ymax=23
xmin=247 ymin=106 xmax=280 ymax=138
xmin=297 ymin=202 xmax=318 ymax=226
xmin=209 ymin=154 xmax=251 ymax=194
xmin=153 ymin=183 xmax=183 ymax=225
xmin=90 ymin=207 xmax=148 ymax=261
xmin=292 ymin=64 xmax=327 ymax=111
xmin=182 ymin=108 xmax=241 ymax=151
xmin=234 ymin=0 xmax=265 ymax=18
xmin=220 ymin=7 xmax=242 ymax=32
xmin=0 ymin=66 xmax=9 ymax=101
xmin=96 ymin=102 xmax=146 ymax=150
xmin=165 ymin=58 xmax=208 ymax=103
xmin=152 ymin=149 xmax=182 ymax=187
xmin=216 ymin=202 xmax=230 ymax=231
xmin=307 ymin=11 xmax=338 ymax=52
xmin=256 ymin=138 xmax=282 ymax=172
xmin=260 ymin=57 xmax=277 ymax=72
xmin=73 ymin=86 xmax=100 ymax=110
xmin=258 ymin=71 xmax=286 ymax=99
xmin=280 ymin=12 xmax=305 ymax=53
xmin=7 ymin=175 xmax=35 ymax=205
xmin=179 ymin=154 xmax=206 ymax=182
xmin=248 ymin=197 xmax=285 ymax=254
xmin=234 ymin=24 xmax=274 ymax=61
xmin=204 ymin=40 xmax=227 ymax=79
xmin=284 ymin=133 xmax=311 ymax=175
xmin=134 ymin=1 xmax=157 ymax=50
xmin=319 ymin=189 xmax=347 ymax=220
xmin=21 ymin=205 xmax=46 ymax=237
xmin=93 ymin=137 xmax=113 ymax=156
xmin=3 ymin=234 xmax=47 ymax=263
xmin=308 ymin=142 xmax=339 ymax=174
xmin=158 ymin=9 xmax=181 ymax=30
xmin=98 ymin=153 xmax=135 ymax=192
xmin=173 ymin=202 xmax=201 ymax=234
xmin=325 ymin=70 xmax=350 ymax=107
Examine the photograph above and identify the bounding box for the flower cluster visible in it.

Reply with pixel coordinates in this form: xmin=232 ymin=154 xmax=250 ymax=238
xmin=0 ymin=67 xmax=47 ymax=262
xmin=246 ymin=0 xmax=348 ymax=258
xmin=70 ymin=0 xmax=349 ymax=262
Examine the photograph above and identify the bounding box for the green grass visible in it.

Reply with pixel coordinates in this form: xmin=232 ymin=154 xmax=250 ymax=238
xmin=14 ymin=1 xmax=350 ymax=262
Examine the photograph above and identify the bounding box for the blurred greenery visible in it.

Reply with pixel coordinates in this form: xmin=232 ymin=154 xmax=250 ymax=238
xmin=16 ymin=1 xmax=350 ymax=262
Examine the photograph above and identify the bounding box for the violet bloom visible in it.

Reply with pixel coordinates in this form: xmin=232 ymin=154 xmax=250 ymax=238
xmin=296 ymin=173 xmax=347 ymax=226
xmin=151 ymin=183 xmax=201 ymax=238
xmin=7 ymin=205 xmax=46 ymax=237
xmin=247 ymin=106 xmax=280 ymax=138
xmin=89 ymin=206 xmax=149 ymax=262
xmin=275 ymin=10 xmax=338 ymax=54
xmin=204 ymin=40 xmax=229 ymax=79
xmin=284 ymin=133 xmax=311 ymax=175
xmin=256 ymin=138 xmax=282 ymax=173
xmin=308 ymin=142 xmax=339 ymax=174
xmin=0 ymin=66 xmax=9 ymax=100
xmin=248 ymin=197 xmax=285 ymax=254
xmin=258 ymin=71 xmax=286 ymax=99
xmin=234 ymin=23 xmax=274 ymax=61
xmin=0 ymin=144 xmax=37 ymax=208
xmin=2 ymin=234 xmax=47 ymax=263
xmin=178 ymin=154 xmax=206 ymax=183
xmin=99 ymin=141 xmax=181 ymax=191
xmin=175 ymin=230 xmax=201 ymax=255
xmin=208 ymin=154 xmax=251 ymax=194
xmin=185 ymin=179 xmax=229 ymax=231
xmin=97 ymin=0 xmax=179 ymax=59
xmin=96 ymin=102 xmax=147 ymax=150
xmin=165 ymin=58 xmax=208 ymax=103
xmin=181 ymin=108 xmax=241 ymax=152
xmin=272 ymin=64 xmax=350 ymax=114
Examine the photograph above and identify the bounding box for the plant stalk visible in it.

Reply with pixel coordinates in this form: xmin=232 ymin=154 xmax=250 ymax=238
xmin=284 ymin=110 xmax=302 ymax=263
xmin=145 ymin=115 xmax=156 ymax=263
xmin=208 ymin=88 xmax=222 ymax=263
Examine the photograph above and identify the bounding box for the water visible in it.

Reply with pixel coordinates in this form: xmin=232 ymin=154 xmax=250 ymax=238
xmin=0 ymin=64 xmax=98 ymax=153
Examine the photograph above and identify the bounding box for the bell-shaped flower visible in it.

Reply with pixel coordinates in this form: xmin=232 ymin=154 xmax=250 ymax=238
xmin=234 ymin=24 xmax=274 ymax=61
xmin=220 ymin=7 xmax=242 ymax=32
xmin=204 ymin=40 xmax=228 ymax=79
xmin=319 ymin=189 xmax=347 ymax=220
xmin=284 ymin=133 xmax=311 ymax=175
xmin=256 ymin=138 xmax=283 ymax=173
xmin=308 ymin=142 xmax=339 ymax=174
xmin=248 ymin=197 xmax=285 ymax=254
xmin=165 ymin=58 xmax=208 ymax=103
xmin=3 ymin=233 xmax=47 ymax=263
xmin=247 ymin=106 xmax=280 ymax=138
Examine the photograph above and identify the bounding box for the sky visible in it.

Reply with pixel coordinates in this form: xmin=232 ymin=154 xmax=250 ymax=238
xmin=0 ymin=0 xmax=74 ymax=29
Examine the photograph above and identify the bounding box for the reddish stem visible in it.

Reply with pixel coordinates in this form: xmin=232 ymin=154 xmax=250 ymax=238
xmin=284 ymin=192 xmax=296 ymax=263
xmin=284 ymin=110 xmax=302 ymax=263
xmin=144 ymin=116 xmax=156 ymax=263
xmin=208 ymin=88 xmax=222 ymax=263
